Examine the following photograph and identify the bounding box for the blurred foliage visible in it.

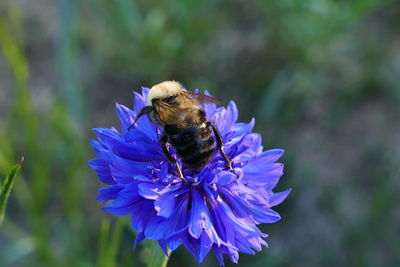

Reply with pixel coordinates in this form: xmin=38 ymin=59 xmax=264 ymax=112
xmin=0 ymin=0 xmax=399 ymax=266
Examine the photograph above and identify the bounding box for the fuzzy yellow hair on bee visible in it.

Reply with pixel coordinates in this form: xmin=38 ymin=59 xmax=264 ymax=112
xmin=147 ymin=81 xmax=183 ymax=105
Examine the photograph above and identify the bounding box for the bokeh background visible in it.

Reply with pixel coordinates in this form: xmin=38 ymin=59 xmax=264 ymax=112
xmin=1 ymin=0 xmax=399 ymax=266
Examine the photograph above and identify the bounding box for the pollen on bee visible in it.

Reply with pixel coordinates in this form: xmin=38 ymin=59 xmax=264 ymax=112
xmin=147 ymin=80 xmax=182 ymax=105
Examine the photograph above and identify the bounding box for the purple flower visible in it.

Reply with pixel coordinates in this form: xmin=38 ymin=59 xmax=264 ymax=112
xmin=89 ymin=87 xmax=290 ymax=265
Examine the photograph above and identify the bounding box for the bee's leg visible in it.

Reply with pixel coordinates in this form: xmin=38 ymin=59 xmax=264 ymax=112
xmin=208 ymin=122 xmax=233 ymax=171
xmin=127 ymin=106 xmax=153 ymax=130
xmin=160 ymin=135 xmax=185 ymax=181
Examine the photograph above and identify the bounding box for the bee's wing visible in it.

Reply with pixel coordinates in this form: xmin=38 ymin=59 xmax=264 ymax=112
xmin=185 ymin=92 xmax=222 ymax=104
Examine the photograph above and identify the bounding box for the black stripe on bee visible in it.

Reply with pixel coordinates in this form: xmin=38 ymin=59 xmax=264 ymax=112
xmin=182 ymin=149 xmax=214 ymax=169
xmin=167 ymin=123 xmax=216 ymax=170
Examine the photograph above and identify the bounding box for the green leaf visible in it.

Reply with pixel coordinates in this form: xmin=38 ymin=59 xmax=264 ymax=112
xmin=146 ymin=240 xmax=170 ymax=267
xmin=0 ymin=157 xmax=23 ymax=227
xmin=97 ymin=218 xmax=125 ymax=267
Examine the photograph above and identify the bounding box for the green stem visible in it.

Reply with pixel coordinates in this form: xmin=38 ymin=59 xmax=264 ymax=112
xmin=147 ymin=240 xmax=170 ymax=267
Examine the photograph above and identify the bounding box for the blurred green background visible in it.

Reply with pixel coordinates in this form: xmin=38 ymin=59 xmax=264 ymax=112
xmin=1 ymin=0 xmax=399 ymax=266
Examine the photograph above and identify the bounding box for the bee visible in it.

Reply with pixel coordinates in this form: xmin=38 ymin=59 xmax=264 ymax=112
xmin=129 ymin=81 xmax=233 ymax=180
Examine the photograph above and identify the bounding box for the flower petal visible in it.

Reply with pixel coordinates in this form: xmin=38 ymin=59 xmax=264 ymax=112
xmin=166 ymin=234 xmax=182 ymax=251
xmin=269 ymin=188 xmax=291 ymax=207
xmin=133 ymin=232 xmax=145 ymax=248
xmin=243 ymin=162 xmax=283 ymax=174
xmin=88 ymin=158 xmax=115 ymax=184
xmin=189 ymin=189 xmax=208 ymax=238
xmin=144 ymin=194 xmax=189 ymax=240
xmin=116 ymin=103 xmax=134 ymax=132
xmin=131 ymin=199 xmax=156 ymax=232
xmin=138 ymin=182 xmax=163 ymax=200
xmin=96 ymin=185 xmax=124 ymax=202
xmin=182 ymin=231 xmax=213 ymax=263
xmin=154 ymin=184 xmax=187 ymax=218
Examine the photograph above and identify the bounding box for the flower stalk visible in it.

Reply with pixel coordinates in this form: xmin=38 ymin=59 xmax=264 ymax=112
xmin=146 ymin=240 xmax=170 ymax=267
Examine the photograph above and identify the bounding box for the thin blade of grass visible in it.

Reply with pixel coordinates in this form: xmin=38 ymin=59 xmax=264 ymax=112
xmin=0 ymin=158 xmax=23 ymax=227
xmin=97 ymin=219 xmax=111 ymax=267
xmin=106 ymin=218 xmax=124 ymax=267
xmin=97 ymin=218 xmax=125 ymax=267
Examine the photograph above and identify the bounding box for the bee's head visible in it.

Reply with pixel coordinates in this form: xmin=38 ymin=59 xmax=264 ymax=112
xmin=147 ymin=81 xmax=182 ymax=106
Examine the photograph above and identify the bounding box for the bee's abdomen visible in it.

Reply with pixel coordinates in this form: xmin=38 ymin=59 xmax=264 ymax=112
xmin=168 ymin=124 xmax=215 ymax=170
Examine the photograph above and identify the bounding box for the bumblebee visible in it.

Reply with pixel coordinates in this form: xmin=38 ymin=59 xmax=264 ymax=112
xmin=129 ymin=81 xmax=233 ymax=180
